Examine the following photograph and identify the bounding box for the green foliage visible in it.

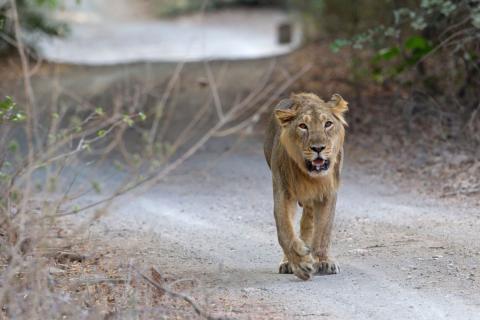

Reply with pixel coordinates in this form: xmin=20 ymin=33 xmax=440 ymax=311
xmin=97 ymin=129 xmax=106 ymax=138
xmin=8 ymin=140 xmax=19 ymax=153
xmin=472 ymin=6 xmax=480 ymax=28
xmin=0 ymin=96 xmax=26 ymax=123
xmin=91 ymin=180 xmax=101 ymax=194
xmin=95 ymin=107 xmax=104 ymax=116
xmin=374 ymin=47 xmax=400 ymax=62
xmin=404 ymin=35 xmax=432 ymax=62
xmin=138 ymin=112 xmax=147 ymax=121
xmin=331 ymin=0 xmax=480 ymax=94
xmin=0 ymin=0 xmax=67 ymax=53
xmin=122 ymin=114 xmax=134 ymax=127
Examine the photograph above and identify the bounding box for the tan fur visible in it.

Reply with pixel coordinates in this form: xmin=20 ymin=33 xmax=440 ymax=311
xmin=264 ymin=92 xmax=348 ymax=280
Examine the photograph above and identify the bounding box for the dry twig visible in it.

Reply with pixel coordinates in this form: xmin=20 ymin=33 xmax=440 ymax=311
xmin=138 ymin=270 xmax=231 ymax=320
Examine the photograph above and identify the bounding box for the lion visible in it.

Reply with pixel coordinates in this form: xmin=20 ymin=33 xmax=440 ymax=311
xmin=264 ymin=92 xmax=348 ymax=280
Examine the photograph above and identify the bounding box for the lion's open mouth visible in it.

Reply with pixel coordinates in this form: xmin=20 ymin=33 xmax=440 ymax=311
xmin=305 ymin=158 xmax=330 ymax=173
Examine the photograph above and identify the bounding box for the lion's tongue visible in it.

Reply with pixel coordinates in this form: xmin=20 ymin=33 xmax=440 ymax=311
xmin=312 ymin=159 xmax=325 ymax=166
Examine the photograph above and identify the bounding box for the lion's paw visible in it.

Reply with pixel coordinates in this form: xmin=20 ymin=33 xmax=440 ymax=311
xmin=291 ymin=257 xmax=315 ymax=280
xmin=315 ymin=259 xmax=340 ymax=275
xmin=279 ymin=255 xmax=315 ymax=280
xmin=279 ymin=261 xmax=293 ymax=274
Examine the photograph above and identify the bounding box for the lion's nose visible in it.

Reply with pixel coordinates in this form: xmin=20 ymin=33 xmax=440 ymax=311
xmin=310 ymin=145 xmax=325 ymax=153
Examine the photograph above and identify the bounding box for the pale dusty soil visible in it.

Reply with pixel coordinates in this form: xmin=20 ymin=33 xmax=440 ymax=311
xmin=84 ymin=135 xmax=480 ymax=319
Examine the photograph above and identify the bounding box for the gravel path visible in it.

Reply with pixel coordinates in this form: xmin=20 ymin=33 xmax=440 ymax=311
xmin=36 ymin=0 xmax=301 ymax=65
xmin=95 ymin=136 xmax=480 ymax=319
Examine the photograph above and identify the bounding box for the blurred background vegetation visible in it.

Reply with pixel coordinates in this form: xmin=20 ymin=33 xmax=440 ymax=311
xmin=2 ymin=0 xmax=479 ymax=176
xmin=4 ymin=0 xmax=478 ymax=104
xmin=2 ymin=0 xmax=479 ymax=175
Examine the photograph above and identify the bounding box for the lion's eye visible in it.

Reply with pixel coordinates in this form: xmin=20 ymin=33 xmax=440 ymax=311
xmin=298 ymin=123 xmax=308 ymax=130
xmin=325 ymin=121 xmax=333 ymax=128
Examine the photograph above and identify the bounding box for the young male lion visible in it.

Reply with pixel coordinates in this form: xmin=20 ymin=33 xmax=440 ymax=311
xmin=264 ymin=92 xmax=348 ymax=280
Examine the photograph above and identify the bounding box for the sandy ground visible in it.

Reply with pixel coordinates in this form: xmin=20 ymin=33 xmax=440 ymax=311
xmin=86 ymin=135 xmax=480 ymax=319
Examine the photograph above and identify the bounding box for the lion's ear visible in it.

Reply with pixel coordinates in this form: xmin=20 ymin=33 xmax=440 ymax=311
xmin=328 ymin=93 xmax=348 ymax=126
xmin=274 ymin=99 xmax=296 ymax=126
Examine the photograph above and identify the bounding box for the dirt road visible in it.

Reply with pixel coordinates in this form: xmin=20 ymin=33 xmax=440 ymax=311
xmin=91 ymin=135 xmax=480 ymax=319
xmin=38 ymin=0 xmax=301 ymax=64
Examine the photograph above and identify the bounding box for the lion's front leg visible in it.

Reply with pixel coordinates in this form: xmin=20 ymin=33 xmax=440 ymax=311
xmin=273 ymin=189 xmax=314 ymax=280
xmin=300 ymin=204 xmax=314 ymax=246
xmin=311 ymin=195 xmax=340 ymax=275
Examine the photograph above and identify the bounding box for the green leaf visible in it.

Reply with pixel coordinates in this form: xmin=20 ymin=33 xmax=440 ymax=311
xmin=377 ymin=47 xmax=401 ymax=61
xmin=8 ymin=140 xmax=19 ymax=153
xmin=405 ymin=35 xmax=431 ymax=51
xmin=12 ymin=112 xmax=26 ymax=122
xmin=97 ymin=129 xmax=106 ymax=137
xmin=91 ymin=181 xmax=101 ymax=194
xmin=404 ymin=35 xmax=432 ymax=64
xmin=138 ymin=112 xmax=147 ymax=121
xmin=0 ymin=172 xmax=9 ymax=181
xmin=0 ymin=96 xmax=26 ymax=123
xmin=95 ymin=107 xmax=104 ymax=116
xmin=82 ymin=143 xmax=91 ymax=152
xmin=35 ymin=0 xmax=60 ymax=9
xmin=123 ymin=115 xmax=134 ymax=127
xmin=330 ymin=39 xmax=351 ymax=53
xmin=0 ymin=96 xmax=15 ymax=111
xmin=372 ymin=47 xmax=401 ymax=67
xmin=113 ymin=160 xmax=124 ymax=172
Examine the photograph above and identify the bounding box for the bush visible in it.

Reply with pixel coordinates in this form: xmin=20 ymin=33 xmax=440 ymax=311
xmin=0 ymin=0 xmax=66 ymax=53
xmin=326 ymin=0 xmax=480 ymax=144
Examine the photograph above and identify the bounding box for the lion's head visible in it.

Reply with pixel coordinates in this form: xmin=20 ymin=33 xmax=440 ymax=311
xmin=275 ymin=93 xmax=348 ymax=178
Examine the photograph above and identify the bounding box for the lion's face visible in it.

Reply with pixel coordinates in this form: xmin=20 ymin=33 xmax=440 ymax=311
xmin=275 ymin=93 xmax=348 ymax=178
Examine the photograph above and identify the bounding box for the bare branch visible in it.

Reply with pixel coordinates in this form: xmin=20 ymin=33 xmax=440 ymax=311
xmin=204 ymin=61 xmax=224 ymax=120
xmin=138 ymin=271 xmax=231 ymax=320
xmin=56 ymin=63 xmax=312 ymax=217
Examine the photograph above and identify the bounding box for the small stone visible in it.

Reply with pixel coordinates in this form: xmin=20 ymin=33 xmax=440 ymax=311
xmin=48 ymin=266 xmax=65 ymax=275
xmin=241 ymin=287 xmax=258 ymax=294
xmin=349 ymin=248 xmax=369 ymax=256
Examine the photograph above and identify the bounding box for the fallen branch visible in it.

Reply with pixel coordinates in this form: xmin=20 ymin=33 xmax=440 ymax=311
xmin=441 ymin=187 xmax=480 ymax=197
xmin=71 ymin=276 xmax=128 ymax=285
xmin=138 ymin=271 xmax=231 ymax=320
